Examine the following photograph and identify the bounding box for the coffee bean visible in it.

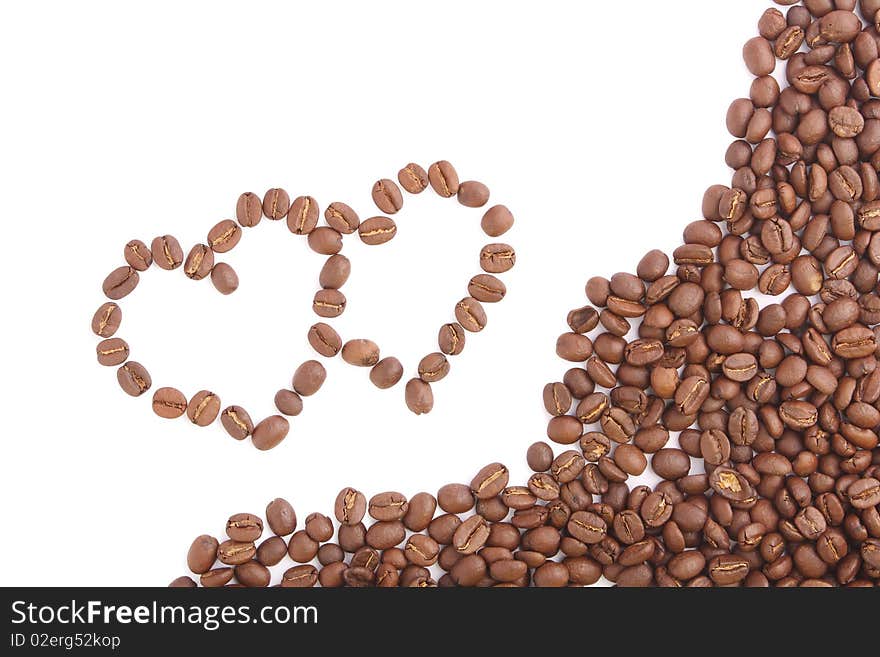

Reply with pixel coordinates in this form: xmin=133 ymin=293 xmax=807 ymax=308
xmin=308 ymin=322 xmax=342 ymax=357
xmin=124 ymin=239 xmax=152 ymax=271
xmin=335 ymin=488 xmax=367 ymax=526
xmin=313 ymin=289 xmax=346 ymax=318
xmin=341 ymin=339 xmax=380 ymax=367
xmin=405 ymin=378 xmax=433 ymax=415
xmin=398 ymin=163 xmax=429 ymax=194
xmin=369 ymin=492 xmax=409 ymax=521
xmin=102 ymin=266 xmax=139 ymax=300
xmin=366 ymin=521 xmax=406 ymax=550
xmin=117 ymin=361 xmax=151 ymax=397
xmin=370 ymin=357 xmax=404 ymax=389
xmin=91 ymin=302 xmax=121 ymax=338
xmin=207 ymin=219 xmax=241 ymax=254
xmin=210 ymin=262 xmax=239 ymax=295
xmin=236 ymin=192 xmax=262 ymax=228
xmin=455 ymin=297 xmax=487 ymax=332
xmin=274 ymin=389 xmax=303 ymax=416
xmin=226 ymin=513 xmax=263 ymax=542
xmin=480 ymin=243 xmax=516 ymax=273
xmin=287 ymin=195 xmax=319 ymax=235
xmin=220 ymin=405 xmax=253 ymax=440
xmin=150 ymin=235 xmax=183 ymax=270
xmin=457 ymin=181 xmax=490 ymax=208
xmin=471 ymin=463 xmax=509 ymax=499
xmin=187 ymin=535 xmax=218 ymax=574
xmin=438 ymin=322 xmax=466 ymax=355
xmin=468 ymin=274 xmax=506 ymax=303
xmin=324 ymin=202 xmax=360 ymax=234
xmin=186 ymin=390 xmax=220 ymax=427
xmin=200 ymin=568 xmax=233 ymax=587
xmin=358 ymin=216 xmax=397 ymax=245
xmin=428 ymin=160 xmax=459 ymax=197
xmin=251 ymin=415 xmax=289 ymax=451
xmin=307 ymin=227 xmax=343 ymax=255
xmin=96 ymin=337 xmax=129 ymax=366
xmin=418 ymin=352 xmax=449 ymax=383
xmin=372 ymin=179 xmax=403 ymax=214
xmin=305 ymin=513 xmax=334 ymax=542
xmin=319 ymin=254 xmax=351 ymax=290
xmin=291 ymin=360 xmax=326 ymax=397
xmin=152 ymin=387 xmax=187 ymax=419
xmin=217 ymin=540 xmax=256 ymax=566
xmin=481 ymin=205 xmax=514 ymax=237
xmin=262 ymin=188 xmax=290 ymax=220
xmin=184 ymin=244 xmax=213 ymax=280
xmin=848 ymin=477 xmax=880 ymax=509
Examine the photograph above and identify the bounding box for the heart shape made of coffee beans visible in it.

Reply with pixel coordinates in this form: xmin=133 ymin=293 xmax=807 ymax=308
xmin=92 ymin=159 xmax=516 ymax=451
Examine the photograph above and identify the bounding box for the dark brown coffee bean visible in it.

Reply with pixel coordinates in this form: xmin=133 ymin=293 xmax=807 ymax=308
xmin=226 ymin=513 xmax=262 ymax=542
xmin=152 ymin=387 xmax=187 ymax=419
xmin=217 ymin=539 xmax=256 ymax=566
xmin=265 ymin=498 xmax=297 ymax=536
xmin=428 ymin=160 xmax=460 ymax=197
xmin=151 ymin=235 xmax=183 ymax=270
xmin=187 ymin=535 xmax=218 ymax=574
xmin=117 ymin=361 xmax=151 ymax=397
xmin=471 ymin=463 xmax=509 ymax=499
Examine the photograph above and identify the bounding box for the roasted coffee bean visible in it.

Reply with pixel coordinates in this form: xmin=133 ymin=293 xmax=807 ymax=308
xmin=335 ymin=488 xmax=367 ymax=526
xmin=226 ymin=513 xmax=263 ymax=542
xmin=312 ymin=289 xmax=346 ymax=318
xmin=96 ymin=338 xmax=129 ymax=366
xmin=370 ymin=357 xmax=404 ymax=389
xmin=480 ymin=244 xmax=516 ymax=273
xmin=123 ymin=239 xmax=152 ymax=271
xmin=207 ymin=219 xmax=241 ymax=253
xmin=287 ymin=195 xmax=319 ymax=235
xmin=187 ymin=390 xmax=220 ymax=427
xmin=117 ymin=361 xmax=151 ymax=397
xmin=210 ymin=262 xmax=239 ymax=295
xmin=481 ymin=205 xmax=514 ymax=237
xmin=471 ymin=463 xmax=509 ymax=499
xmin=324 ymin=202 xmax=360 ymax=234
xmin=219 ymin=405 xmax=253 ymax=439
xmin=372 ymin=179 xmax=403 ymax=214
xmin=187 ymin=535 xmax=219 ymax=574
xmin=262 ymin=188 xmax=290 ymax=220
xmin=266 ymin=498 xmax=297 ymax=536
xmin=152 ymin=387 xmax=187 ymax=419
xmin=308 ymin=322 xmax=342 ymax=357
xmin=274 ymin=390 xmax=303 ymax=417
xmin=458 ymin=181 xmax=490 ymax=208
xmin=398 ymin=163 xmax=429 ymax=194
xmin=438 ymin=322 xmax=466 ymax=356
xmin=251 ymin=415 xmax=289 ymax=451
xmin=91 ymin=302 xmax=121 ymax=338
xmin=151 ymin=235 xmax=183 ymax=270
xmin=341 ymin=339 xmax=380 ymax=367
xmin=418 ymin=352 xmax=450 ymax=383
xmin=455 ymin=297 xmax=487 ymax=332
xmin=319 ymin=254 xmax=351 ymax=290
xmin=428 ymin=160 xmax=460 ymax=197
xmin=236 ymin=192 xmax=262 ymax=228
xmin=292 ymin=360 xmax=326 ymax=396
xmin=405 ymin=378 xmax=433 ymax=415
xmin=102 ymin=266 xmax=139 ymax=300
xmin=468 ymin=274 xmax=506 ymax=303
xmin=358 ymin=216 xmax=397 ymax=245
xmin=307 ymin=227 xmax=343 ymax=255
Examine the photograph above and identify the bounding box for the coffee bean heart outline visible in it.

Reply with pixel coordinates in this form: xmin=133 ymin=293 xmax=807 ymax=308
xmin=92 ymin=159 xmax=516 ymax=450
xmin=303 ymin=160 xmax=517 ymax=416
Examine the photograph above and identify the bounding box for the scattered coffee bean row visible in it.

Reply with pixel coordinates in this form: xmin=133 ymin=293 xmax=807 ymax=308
xmin=304 ymin=159 xmax=516 ymax=415
xmin=93 ymin=191 xmax=348 ymax=450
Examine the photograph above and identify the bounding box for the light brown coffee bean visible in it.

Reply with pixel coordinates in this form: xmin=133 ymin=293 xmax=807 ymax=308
xmin=405 ymin=378 xmax=433 ymax=415
xmin=96 ymin=338 xmax=129 ymax=366
xmin=210 ymin=262 xmax=239 ymax=295
xmin=187 ymin=390 xmax=221 ymax=426
xmin=342 ymin=339 xmax=380 ymax=367
xmin=370 ymin=357 xmax=404 ymax=389
xmin=308 ymin=322 xmax=342 ymax=357
xmin=372 ymin=179 xmax=404 ymax=214
xmin=150 ymin=235 xmax=183 ymax=270
xmin=117 ymin=361 xmax=151 ymax=397
xmin=313 ymin=289 xmax=346 ymax=318
xmin=262 ymin=188 xmax=290 ymax=220
xmin=319 ymin=254 xmax=351 ymax=290
xmin=480 ymin=243 xmax=516 ymax=273
xmin=324 ymin=202 xmax=360 ymax=234
xmin=207 ymin=219 xmax=241 ymax=253
xmin=287 ymin=195 xmax=319 ymax=235
xmin=438 ymin=323 xmax=466 ymax=355
xmin=457 ymin=181 xmax=490 ymax=208
xmin=274 ymin=390 xmax=303 ymax=417
xmin=183 ymin=244 xmax=213 ymax=280
xmin=307 ymin=227 xmax=343 ymax=255
xmin=124 ymin=239 xmax=152 ymax=271
xmin=418 ymin=353 xmax=450 ymax=383
xmin=481 ymin=205 xmax=514 ymax=237
xmin=236 ymin=192 xmax=262 ymax=228
xmin=455 ymin=297 xmax=487 ymax=332
xmin=91 ymin=302 xmax=121 ymax=338
xmin=398 ymin=163 xmax=429 ymax=194
xmin=428 ymin=160 xmax=460 ymax=197
xmin=358 ymin=216 xmax=397 ymax=245
xmin=220 ymin=405 xmax=253 ymax=439
xmin=251 ymin=415 xmax=289 ymax=451
xmin=102 ymin=266 xmax=139 ymax=300
xmin=292 ymin=360 xmax=326 ymax=396
xmin=152 ymin=387 xmax=187 ymax=419
xmin=468 ymin=274 xmax=506 ymax=303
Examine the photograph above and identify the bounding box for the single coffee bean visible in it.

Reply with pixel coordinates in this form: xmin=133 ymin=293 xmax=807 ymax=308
xmin=262 ymin=188 xmax=290 ymax=220
xmin=405 ymin=378 xmax=433 ymax=415
xmin=453 ymin=515 xmax=490 ymax=554
xmin=168 ymin=576 xmax=197 ymax=588
xmin=217 ymin=540 xmax=256 ymax=566
xmin=187 ymin=535 xmax=218 ymax=574
xmin=235 ymin=561 xmax=270 ymax=587
xmin=543 ymin=383 xmax=572 ymax=416
xmin=428 ymin=160 xmax=460 ymax=197
xmin=183 ymin=244 xmax=214 ymax=280
xmin=200 ymin=568 xmax=233 ymax=588
xmin=307 ymin=226 xmax=343 ymax=255
xmin=308 ymin=322 xmax=342 ymax=357
xmin=210 ymin=262 xmax=239 ymax=295
xmin=319 ymin=254 xmax=351 ymax=290
xmin=418 ymin=352 xmax=450 ymax=383
xmin=226 ymin=513 xmax=263 ymax=542
xmin=358 ymin=216 xmax=397 ymax=245
xmin=342 ymin=339 xmax=380 ymax=367
xmin=457 ymin=181 xmax=490 ymax=208
xmin=187 ymin=390 xmax=220 ymax=426
xmin=372 ymin=179 xmax=404 ymax=214
xmin=369 ymin=492 xmax=409 ymax=521
xmin=274 ymin=389 xmax=303 ymax=417
xmin=96 ymin=337 xmax=129 ymax=366
xmin=287 ymin=196 xmax=320 ymax=235
xmin=236 ymin=192 xmax=262 ymax=228
xmin=480 ymin=243 xmax=516 ymax=273
xmin=468 ymin=273 xmax=506 ymax=303
xmin=403 ymin=492 xmax=437 ymax=532
xmin=152 ymin=387 xmax=187 ymax=419
xmin=324 ymin=201 xmax=360 ymax=234
xmin=150 ymin=235 xmax=183 ymax=270
xmin=847 ymin=477 xmax=880 ymax=509
xmin=220 ymin=405 xmax=253 ymax=440
xmin=292 ymin=360 xmax=326 ymax=396
xmin=455 ymin=297 xmax=487 ymax=332
xmin=481 ymin=205 xmax=514 ymax=237
xmin=405 ymin=534 xmax=440 ymax=567
xmin=287 ymin=531 xmax=319 ymax=563
xmin=438 ymin=322 xmax=466 ymax=355
xmin=305 ymin=513 xmax=334 ymax=542
xmin=251 ymin=415 xmax=289 ymax=451
xmin=370 ymin=357 xmax=404 ymax=389
xmin=102 ymin=266 xmax=139 ymax=300
xmin=471 ymin=463 xmax=509 ymax=499
xmin=313 ymin=289 xmax=346 ymax=318
xmin=91 ymin=302 xmax=121 ymax=338
xmin=207 ymin=219 xmax=241 ymax=253
xmin=366 ymin=521 xmax=406 ymax=550
xmin=117 ymin=361 xmax=151 ymax=397
xmin=527 ymin=441 xmax=554 ymax=472
xmin=398 ymin=163 xmax=429 ymax=194
xmin=335 ymin=488 xmax=367 ymax=526
xmin=124 ymin=239 xmax=152 ymax=271
xmin=265 ymin=498 xmax=297 ymax=536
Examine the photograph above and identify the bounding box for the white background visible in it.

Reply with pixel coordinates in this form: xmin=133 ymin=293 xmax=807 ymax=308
xmin=1 ymin=0 xmax=769 ymax=585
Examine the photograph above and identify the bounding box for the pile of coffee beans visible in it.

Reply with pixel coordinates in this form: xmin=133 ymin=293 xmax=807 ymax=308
xmin=307 ymin=160 xmax=516 ymax=416
xmin=93 ymin=161 xmax=516 ymax=449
